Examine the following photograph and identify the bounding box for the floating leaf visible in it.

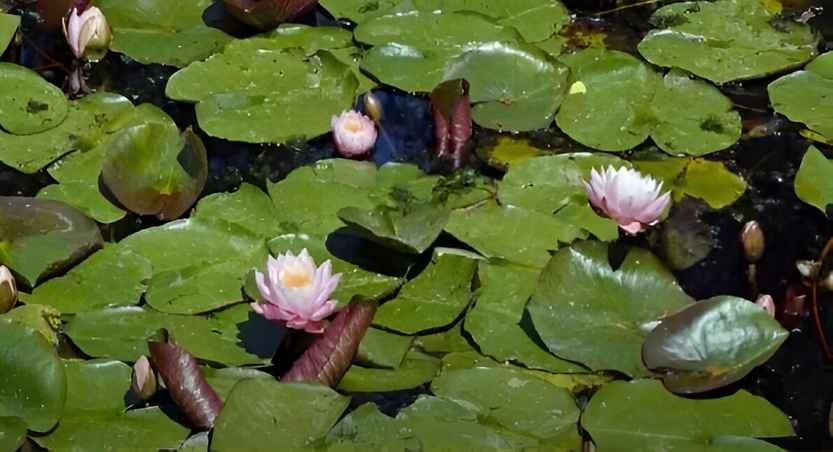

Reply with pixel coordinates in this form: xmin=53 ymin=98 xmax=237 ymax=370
xmin=202 ymin=367 xmax=273 ymax=401
xmin=637 ymin=0 xmax=817 ymax=84
xmin=478 ymin=136 xmax=549 ymax=170
xmin=192 ymin=183 xmax=283 ymax=239
xmin=0 ymin=63 xmax=68 ymax=135
xmin=320 ymin=0 xmax=400 ymax=24
xmin=445 ymin=42 xmax=568 ymax=132
xmin=338 ymin=349 xmax=440 ymax=393
xmin=634 ymin=156 xmax=746 ymax=209
xmin=222 ymin=0 xmax=318 ymax=30
xmin=24 ymin=246 xmax=151 ymax=314
xmin=582 ymin=379 xmax=794 ymax=451
xmin=465 ymin=262 xmax=585 ymax=373
xmin=355 ymin=327 xmax=413 ymax=369
xmin=0 ymin=197 xmax=102 ymax=287
xmin=0 ymin=319 xmax=66 ymax=432
xmin=338 ymin=202 xmax=450 ymax=255
xmin=213 ymin=379 xmax=350 ymax=450
xmin=283 ymin=299 xmax=377 ymax=386
xmin=644 ymin=296 xmax=789 ymax=393
xmin=414 ymin=323 xmax=475 ymax=354
xmin=167 ymin=40 xmax=358 ymax=143
xmin=528 ymin=241 xmax=694 ymax=376
xmin=374 ymin=251 xmax=477 ymax=334
xmin=149 ymin=330 xmax=223 ymax=429
xmin=794 ymin=146 xmax=833 ymax=214
xmin=2 ymin=304 xmax=60 ymax=345
xmin=769 ymin=52 xmax=833 ymax=141
xmin=0 ymin=417 xmax=26 ymax=452
xmin=0 ymin=13 xmax=20 ymax=55
xmin=66 ymin=306 xmax=268 ymax=366
xmin=97 ymin=0 xmax=233 ymax=67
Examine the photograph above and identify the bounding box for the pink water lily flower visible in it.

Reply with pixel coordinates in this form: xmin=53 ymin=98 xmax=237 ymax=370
xmin=584 ymin=166 xmax=671 ymax=235
xmin=62 ymin=6 xmax=111 ymax=61
xmin=331 ymin=110 xmax=377 ymax=157
xmin=252 ymin=249 xmax=343 ymax=334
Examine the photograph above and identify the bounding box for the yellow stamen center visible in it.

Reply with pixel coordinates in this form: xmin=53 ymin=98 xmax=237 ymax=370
xmin=280 ymin=266 xmax=313 ymax=288
xmin=344 ymin=118 xmax=363 ymax=133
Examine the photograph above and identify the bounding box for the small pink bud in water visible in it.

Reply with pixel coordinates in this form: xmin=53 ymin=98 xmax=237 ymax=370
xmin=583 ymin=166 xmax=671 ymax=234
xmin=131 ymin=355 xmax=158 ymax=401
xmin=755 ymin=294 xmax=776 ymax=317
xmin=62 ymin=6 xmax=111 ymax=61
xmin=331 ymin=110 xmax=377 ymax=158
xmin=0 ymin=265 xmax=16 ymax=314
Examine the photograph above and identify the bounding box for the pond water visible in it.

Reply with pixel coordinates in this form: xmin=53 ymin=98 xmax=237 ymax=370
xmin=1 ymin=0 xmax=832 ymax=451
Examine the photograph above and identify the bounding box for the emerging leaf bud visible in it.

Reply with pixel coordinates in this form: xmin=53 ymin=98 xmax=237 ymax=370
xmin=0 ymin=265 xmax=16 ymax=314
xmin=740 ymin=221 xmax=765 ymax=263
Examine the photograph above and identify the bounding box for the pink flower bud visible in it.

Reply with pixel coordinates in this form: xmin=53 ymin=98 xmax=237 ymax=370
xmin=131 ymin=355 xmax=158 ymax=401
xmin=331 ymin=110 xmax=377 ymax=158
xmin=62 ymin=6 xmax=111 ymax=61
xmin=584 ymin=166 xmax=671 ymax=234
xmin=755 ymin=294 xmax=776 ymax=317
xmin=0 ymin=265 xmax=16 ymax=314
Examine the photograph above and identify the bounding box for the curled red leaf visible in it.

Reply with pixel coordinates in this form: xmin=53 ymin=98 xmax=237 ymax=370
xmin=281 ymin=299 xmax=377 ymax=387
xmin=431 ymin=79 xmax=472 ymax=171
xmin=148 ymin=330 xmax=223 ymax=430
xmin=221 ymin=0 xmax=319 ymax=30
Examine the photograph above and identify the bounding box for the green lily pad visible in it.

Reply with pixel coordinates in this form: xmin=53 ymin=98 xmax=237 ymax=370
xmin=582 ymin=379 xmax=794 ymax=451
xmin=267 ymin=233 xmax=403 ymax=306
xmin=213 ymin=379 xmax=350 ymax=450
xmin=0 ymin=197 xmax=102 ymax=287
xmin=338 ymin=202 xmax=450 ymax=254
xmin=444 ymin=41 xmax=569 ymax=132
xmin=320 ymin=0 xmax=400 ymax=24
xmin=202 ymin=367 xmax=274 ymax=401
xmin=477 ymin=136 xmax=550 ymax=169
xmin=1 ymin=304 xmax=61 ymax=345
xmin=0 ymin=62 xmax=68 ymax=135
xmin=0 ymin=319 xmax=66 ymax=432
xmin=101 ymin=124 xmax=207 ymax=220
xmin=465 ymin=262 xmax=585 ymax=373
xmin=167 ymin=38 xmax=358 ymax=143
xmin=414 ymin=323 xmax=475 ymax=354
xmin=651 ymin=70 xmax=741 ymax=155
xmin=0 ymin=416 xmax=26 ymax=452
xmin=65 ymin=306 xmax=268 ymax=366
xmin=338 ymin=350 xmax=441 ymax=393
xmin=794 ymin=146 xmax=833 ymax=214
xmin=356 ymin=327 xmax=414 ymax=369
xmin=192 ymin=183 xmax=283 ymax=239
xmin=374 ymin=251 xmax=477 ymax=334
xmin=633 ymin=156 xmax=746 ymax=209
xmin=556 ymin=48 xmax=660 ymax=152
xmin=445 ymin=201 xmax=586 ymax=268
xmin=431 ymin=367 xmax=581 ymax=445
xmin=24 ymin=246 xmax=151 ymax=314
xmin=644 ymin=296 xmax=789 ymax=393
xmin=97 ymin=0 xmax=233 ymax=67
xmin=0 ymin=13 xmax=20 ymax=55
xmin=637 ymin=0 xmax=818 ymax=84
xmin=769 ymin=52 xmax=833 ymax=141
xmin=356 ymin=10 xmax=519 ymax=93
xmin=528 ymin=241 xmax=694 ymax=377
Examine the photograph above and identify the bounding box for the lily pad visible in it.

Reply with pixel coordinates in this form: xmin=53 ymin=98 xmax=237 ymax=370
xmin=0 ymin=319 xmax=66 ymax=432
xmin=478 ymin=136 xmax=549 ymax=169
xmin=769 ymin=52 xmax=833 ymax=141
xmin=338 ymin=350 xmax=441 ymax=393
xmin=650 ymin=70 xmax=741 ymax=155
xmin=637 ymin=0 xmax=818 ymax=84
xmin=212 ymin=379 xmax=350 ymax=450
xmin=167 ymin=39 xmax=358 ymax=143
xmin=443 ymin=41 xmax=569 ymax=132
xmin=582 ymin=379 xmax=794 ymax=451
xmin=2 ymin=304 xmax=61 ymax=345
xmin=356 ymin=327 xmax=414 ymax=368
xmin=645 ymin=296 xmax=789 ymax=393
xmin=202 ymin=367 xmax=273 ymax=401
xmin=0 ymin=62 xmax=68 ymax=135
xmin=633 ymin=156 xmax=746 ymax=209
xmin=338 ymin=202 xmax=450 ymax=254
xmin=192 ymin=183 xmax=283 ymax=239
xmin=528 ymin=241 xmax=694 ymax=376
xmin=374 ymin=251 xmax=477 ymax=334
xmin=431 ymin=366 xmax=581 ymax=445
xmin=556 ymin=48 xmax=660 ymax=152
xmin=320 ymin=0 xmax=400 ymax=24
xmin=97 ymin=0 xmax=233 ymax=67
xmin=465 ymin=262 xmax=585 ymax=373
xmin=0 ymin=197 xmax=102 ymax=287
xmin=24 ymin=246 xmax=152 ymax=314
xmin=65 ymin=306 xmax=268 ymax=366
xmin=0 ymin=416 xmax=26 ymax=452
xmin=794 ymin=146 xmax=833 ymax=214
xmin=0 ymin=13 xmax=20 ymax=55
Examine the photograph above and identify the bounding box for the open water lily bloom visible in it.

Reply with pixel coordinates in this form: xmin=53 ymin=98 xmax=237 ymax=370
xmin=252 ymin=249 xmax=343 ymax=334
xmin=584 ymin=166 xmax=671 ymax=235
xmin=331 ymin=110 xmax=377 ymax=157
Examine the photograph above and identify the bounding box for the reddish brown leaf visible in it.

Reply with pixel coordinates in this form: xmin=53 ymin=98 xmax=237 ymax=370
xmin=221 ymin=0 xmax=319 ymax=30
xmin=431 ymin=79 xmax=472 ymax=171
xmin=148 ymin=330 xmax=223 ymax=430
xmin=281 ymin=299 xmax=377 ymax=387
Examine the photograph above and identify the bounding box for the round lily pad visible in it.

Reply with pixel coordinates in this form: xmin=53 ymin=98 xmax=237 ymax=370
xmin=794 ymin=146 xmax=833 ymax=214
xmin=769 ymin=52 xmax=833 ymax=141
xmin=0 ymin=63 xmax=68 ymax=135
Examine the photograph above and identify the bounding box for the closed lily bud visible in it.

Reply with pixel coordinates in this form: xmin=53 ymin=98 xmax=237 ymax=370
xmin=0 ymin=266 xmax=16 ymax=314
xmin=62 ymin=6 xmax=111 ymax=61
xmin=755 ymin=294 xmax=776 ymax=317
xmin=331 ymin=111 xmax=377 ymax=158
xmin=363 ymin=91 xmax=383 ymax=123
xmin=131 ymin=355 xmax=158 ymax=401
xmin=741 ymin=221 xmax=765 ymax=263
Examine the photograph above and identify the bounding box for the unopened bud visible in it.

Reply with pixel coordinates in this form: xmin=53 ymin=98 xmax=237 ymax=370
xmin=740 ymin=221 xmax=765 ymax=263
xmin=755 ymin=294 xmax=776 ymax=317
xmin=131 ymin=355 xmax=158 ymax=401
xmin=796 ymin=260 xmax=820 ymax=280
xmin=0 ymin=266 xmax=17 ymax=314
xmin=62 ymin=6 xmax=111 ymax=62
xmin=363 ymin=91 xmax=383 ymax=123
